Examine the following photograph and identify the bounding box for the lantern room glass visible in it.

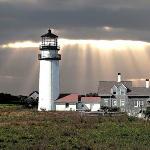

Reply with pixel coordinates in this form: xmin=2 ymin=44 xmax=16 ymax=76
xmin=41 ymin=37 xmax=57 ymax=47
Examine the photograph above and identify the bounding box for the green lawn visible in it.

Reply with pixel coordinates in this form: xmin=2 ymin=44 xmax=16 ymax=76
xmin=0 ymin=105 xmax=150 ymax=150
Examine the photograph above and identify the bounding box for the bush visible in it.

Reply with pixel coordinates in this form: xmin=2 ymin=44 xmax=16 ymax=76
xmin=101 ymin=106 xmax=120 ymax=112
xmin=109 ymin=107 xmax=120 ymax=112
xmin=21 ymin=97 xmax=38 ymax=108
xmin=0 ymin=93 xmax=20 ymax=104
xmin=128 ymin=116 xmax=136 ymax=122
xmin=143 ymin=107 xmax=150 ymax=118
xmin=101 ymin=106 xmax=109 ymax=111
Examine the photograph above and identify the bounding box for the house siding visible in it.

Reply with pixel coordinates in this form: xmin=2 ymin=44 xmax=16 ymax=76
xmin=127 ymin=97 xmax=148 ymax=116
xmin=56 ymin=104 xmax=76 ymax=111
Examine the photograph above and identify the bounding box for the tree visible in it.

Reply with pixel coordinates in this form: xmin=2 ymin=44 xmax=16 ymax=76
xmin=143 ymin=107 xmax=150 ymax=119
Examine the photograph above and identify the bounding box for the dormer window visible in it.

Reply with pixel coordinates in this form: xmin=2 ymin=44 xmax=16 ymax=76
xmin=111 ymin=85 xmax=117 ymax=95
xmin=121 ymin=90 xmax=125 ymax=95
xmin=120 ymin=89 xmax=125 ymax=95
xmin=119 ymin=84 xmax=127 ymax=95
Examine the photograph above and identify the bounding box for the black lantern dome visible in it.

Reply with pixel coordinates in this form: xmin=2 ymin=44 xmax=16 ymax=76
xmin=40 ymin=29 xmax=59 ymax=50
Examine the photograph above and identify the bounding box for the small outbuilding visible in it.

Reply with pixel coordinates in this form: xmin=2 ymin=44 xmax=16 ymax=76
xmin=81 ymin=97 xmax=101 ymax=111
xmin=55 ymin=94 xmax=79 ymax=111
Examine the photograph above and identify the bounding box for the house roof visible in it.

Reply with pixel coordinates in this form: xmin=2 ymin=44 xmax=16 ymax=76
xmin=29 ymin=91 xmax=39 ymax=96
xmin=81 ymin=97 xmax=101 ymax=103
xmin=98 ymin=80 xmax=150 ymax=97
xmin=55 ymin=94 xmax=79 ymax=104
xmin=98 ymin=81 xmax=132 ymax=95
xmin=127 ymin=87 xmax=150 ymax=96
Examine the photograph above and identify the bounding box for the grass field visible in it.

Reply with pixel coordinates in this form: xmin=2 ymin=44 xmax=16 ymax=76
xmin=0 ymin=104 xmax=150 ymax=150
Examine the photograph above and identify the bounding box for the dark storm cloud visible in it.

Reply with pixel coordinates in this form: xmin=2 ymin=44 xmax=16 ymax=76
xmin=0 ymin=0 xmax=150 ymax=43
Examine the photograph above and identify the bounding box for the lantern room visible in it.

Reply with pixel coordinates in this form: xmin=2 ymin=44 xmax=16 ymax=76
xmin=40 ymin=29 xmax=59 ymax=50
xmin=38 ymin=29 xmax=61 ymax=60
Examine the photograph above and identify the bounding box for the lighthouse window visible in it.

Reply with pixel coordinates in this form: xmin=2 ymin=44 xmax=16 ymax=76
xmin=65 ymin=103 xmax=69 ymax=108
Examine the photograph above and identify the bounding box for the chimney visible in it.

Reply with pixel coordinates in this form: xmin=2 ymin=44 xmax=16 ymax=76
xmin=117 ymin=73 xmax=121 ymax=82
xmin=146 ymin=79 xmax=149 ymax=88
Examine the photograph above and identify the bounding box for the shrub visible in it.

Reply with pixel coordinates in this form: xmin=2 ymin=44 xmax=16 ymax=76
xmin=101 ymin=106 xmax=109 ymax=111
xmin=0 ymin=93 xmax=20 ymax=104
xmin=143 ymin=107 xmax=150 ymax=118
xmin=101 ymin=106 xmax=120 ymax=112
xmin=128 ymin=116 xmax=136 ymax=122
xmin=21 ymin=97 xmax=38 ymax=108
xmin=109 ymin=107 xmax=120 ymax=112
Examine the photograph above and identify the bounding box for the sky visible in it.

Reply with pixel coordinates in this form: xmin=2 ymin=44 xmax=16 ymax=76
xmin=1 ymin=0 xmax=150 ymax=95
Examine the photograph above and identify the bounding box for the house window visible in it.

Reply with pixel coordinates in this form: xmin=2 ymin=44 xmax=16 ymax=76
xmin=139 ymin=101 xmax=144 ymax=107
xmin=111 ymin=85 xmax=117 ymax=95
xmin=134 ymin=101 xmax=138 ymax=107
xmin=134 ymin=100 xmax=144 ymax=108
xmin=113 ymin=99 xmax=117 ymax=106
xmin=113 ymin=92 xmax=116 ymax=95
xmin=120 ymin=89 xmax=125 ymax=95
xmin=65 ymin=103 xmax=69 ymax=108
xmin=120 ymin=99 xmax=125 ymax=106
xmin=104 ymin=99 xmax=109 ymax=106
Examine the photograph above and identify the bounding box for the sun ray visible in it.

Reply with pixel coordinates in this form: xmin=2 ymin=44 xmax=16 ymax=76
xmin=1 ymin=39 xmax=150 ymax=94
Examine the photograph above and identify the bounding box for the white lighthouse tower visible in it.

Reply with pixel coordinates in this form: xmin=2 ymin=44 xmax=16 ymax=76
xmin=38 ymin=29 xmax=61 ymax=111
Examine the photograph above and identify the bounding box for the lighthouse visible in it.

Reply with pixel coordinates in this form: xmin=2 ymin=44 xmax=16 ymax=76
xmin=38 ymin=29 xmax=61 ymax=111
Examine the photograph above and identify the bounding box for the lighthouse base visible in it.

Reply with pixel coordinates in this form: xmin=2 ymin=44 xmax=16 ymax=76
xmin=38 ymin=60 xmax=59 ymax=111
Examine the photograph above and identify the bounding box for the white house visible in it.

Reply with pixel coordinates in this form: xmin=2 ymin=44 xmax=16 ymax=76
xmin=55 ymin=94 xmax=79 ymax=111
